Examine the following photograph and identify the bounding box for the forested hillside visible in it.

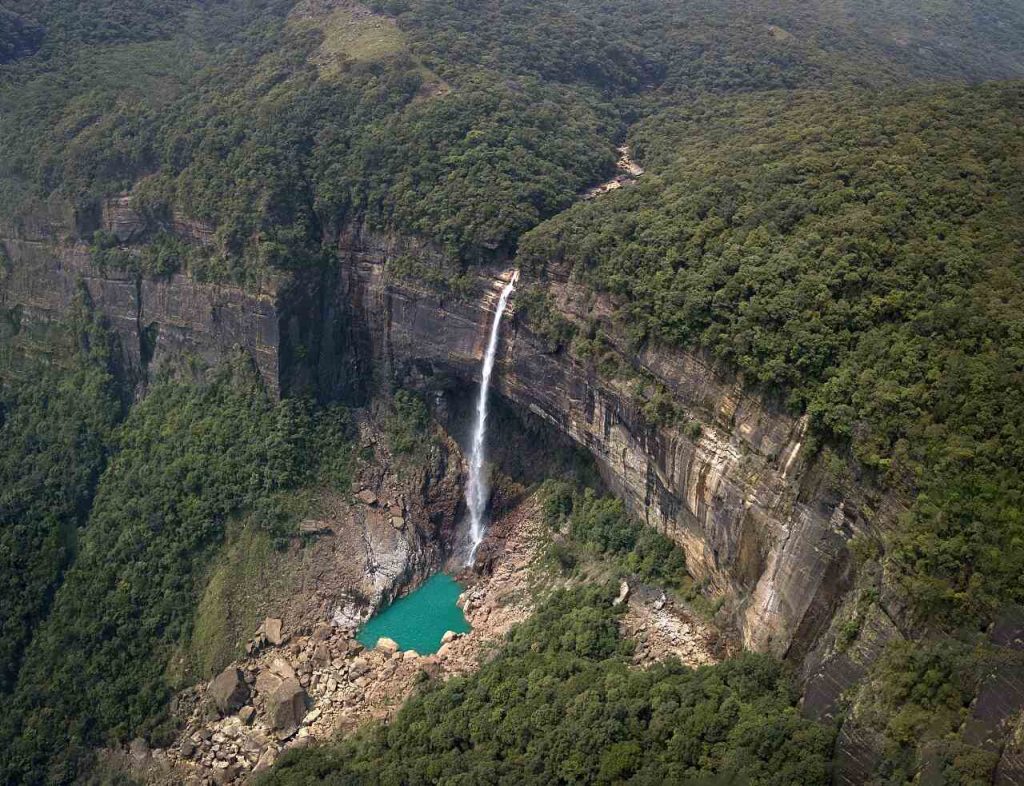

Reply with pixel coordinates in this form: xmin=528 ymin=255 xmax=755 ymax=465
xmin=1 ymin=0 xmax=1023 ymax=784
xmin=0 ymin=306 xmax=122 ymax=696
xmin=521 ymin=83 xmax=1024 ymax=626
xmin=0 ymin=358 xmax=354 ymax=782
xmin=3 ymin=0 xmax=1024 ymax=274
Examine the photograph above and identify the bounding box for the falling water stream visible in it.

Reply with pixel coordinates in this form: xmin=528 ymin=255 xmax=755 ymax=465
xmin=465 ymin=271 xmax=518 ymax=565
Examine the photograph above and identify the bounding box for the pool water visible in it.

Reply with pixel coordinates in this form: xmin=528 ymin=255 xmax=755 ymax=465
xmin=356 ymin=573 xmax=471 ymax=654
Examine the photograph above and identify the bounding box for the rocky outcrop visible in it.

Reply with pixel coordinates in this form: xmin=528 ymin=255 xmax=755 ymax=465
xmin=0 ymin=202 xmax=280 ymax=395
xmin=208 ymin=668 xmax=250 ymax=717
xmin=1 ymin=205 xmax=883 ymax=660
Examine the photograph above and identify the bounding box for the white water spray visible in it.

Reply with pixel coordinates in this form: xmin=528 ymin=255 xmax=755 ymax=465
xmin=465 ymin=271 xmax=518 ymax=565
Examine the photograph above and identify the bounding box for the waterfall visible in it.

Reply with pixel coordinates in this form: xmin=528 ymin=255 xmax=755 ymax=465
xmin=465 ymin=271 xmax=518 ymax=565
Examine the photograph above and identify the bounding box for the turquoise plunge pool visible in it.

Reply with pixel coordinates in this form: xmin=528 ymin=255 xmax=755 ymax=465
xmin=356 ymin=573 xmax=471 ymax=654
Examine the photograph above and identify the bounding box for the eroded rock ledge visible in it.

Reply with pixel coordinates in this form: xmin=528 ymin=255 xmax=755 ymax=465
xmin=285 ymin=223 xmax=896 ymax=660
xmin=0 ymin=204 xmax=896 ymax=661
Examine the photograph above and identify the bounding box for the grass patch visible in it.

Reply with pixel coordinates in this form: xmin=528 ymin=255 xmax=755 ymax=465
xmin=186 ymin=526 xmax=284 ymax=680
xmin=318 ymin=6 xmax=405 ymax=65
xmin=291 ymin=4 xmax=443 ymax=88
xmin=180 ymin=488 xmax=326 ymax=682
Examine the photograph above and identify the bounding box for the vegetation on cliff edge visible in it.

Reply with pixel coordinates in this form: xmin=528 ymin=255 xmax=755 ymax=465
xmin=520 ymin=83 xmax=1024 ymax=628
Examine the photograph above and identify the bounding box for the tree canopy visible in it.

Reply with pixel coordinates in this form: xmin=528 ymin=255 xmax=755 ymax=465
xmin=520 ymin=83 xmax=1024 ymax=626
xmin=259 ymin=587 xmax=834 ymax=786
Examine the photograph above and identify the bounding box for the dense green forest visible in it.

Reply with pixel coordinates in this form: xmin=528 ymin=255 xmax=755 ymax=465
xmin=541 ymin=481 xmax=689 ymax=590
xmin=0 ymin=306 xmax=122 ymax=696
xmin=1 ymin=0 xmax=1024 ymax=783
xmin=259 ymin=586 xmax=834 ymax=786
xmin=0 ymin=361 xmax=353 ymax=783
xmin=520 ymin=83 xmax=1024 ymax=626
xmin=3 ymin=0 xmax=1024 ymax=275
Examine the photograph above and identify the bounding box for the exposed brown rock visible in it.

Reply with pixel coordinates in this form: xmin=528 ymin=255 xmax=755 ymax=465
xmin=208 ymin=668 xmax=250 ymax=716
xmin=375 ymin=637 xmax=399 ymax=655
xmin=255 ymin=669 xmax=283 ymax=698
xmin=269 ymin=657 xmax=296 ymax=680
xmin=0 ymin=205 xmax=868 ymax=663
xmin=252 ymin=747 xmax=278 ymax=775
xmin=267 ymin=677 xmax=308 ymax=734
xmin=298 ymin=519 xmax=332 ymax=535
xmin=264 ymin=618 xmax=285 ymax=646
xmin=356 ymin=489 xmax=377 ymax=506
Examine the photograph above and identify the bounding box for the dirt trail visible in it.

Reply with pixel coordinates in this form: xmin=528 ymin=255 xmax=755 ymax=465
xmin=582 ymin=145 xmax=645 ymax=199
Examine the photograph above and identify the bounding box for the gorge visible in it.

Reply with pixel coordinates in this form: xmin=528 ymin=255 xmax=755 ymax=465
xmin=2 ymin=1 xmax=1024 ymax=779
xmin=0 ymin=203 xmax=846 ymax=659
xmin=4 ymin=195 xmax=1023 ymax=783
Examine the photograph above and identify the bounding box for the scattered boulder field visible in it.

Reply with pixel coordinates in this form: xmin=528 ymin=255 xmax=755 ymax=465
xmin=117 ymin=495 xmax=721 ymax=784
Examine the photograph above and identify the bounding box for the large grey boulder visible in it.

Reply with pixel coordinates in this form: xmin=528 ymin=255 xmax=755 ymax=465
xmin=208 ymin=667 xmax=250 ymax=716
xmin=264 ymin=617 xmax=285 ymax=646
xmin=267 ymin=677 xmax=309 ymax=735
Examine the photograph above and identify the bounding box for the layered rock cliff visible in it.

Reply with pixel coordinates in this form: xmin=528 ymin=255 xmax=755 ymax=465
xmin=285 ymin=224 xmax=891 ymax=661
xmin=0 ymin=200 xmax=280 ymax=393
xmin=1 ymin=203 xmax=878 ymax=662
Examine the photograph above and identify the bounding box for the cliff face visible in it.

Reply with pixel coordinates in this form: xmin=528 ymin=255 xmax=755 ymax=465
xmin=0 ymin=201 xmax=279 ymax=393
xmin=0 ymin=206 xmax=879 ymax=660
xmin=283 ymin=224 xmax=894 ymax=660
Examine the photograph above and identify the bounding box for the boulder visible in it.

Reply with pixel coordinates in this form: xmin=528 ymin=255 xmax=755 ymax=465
xmin=211 ymin=764 xmax=238 ymax=785
xmin=209 ymin=667 xmax=250 ymax=716
xmin=286 ymin=734 xmax=313 ymax=751
xmin=390 ymin=515 xmax=405 ymax=529
xmin=252 ymin=747 xmax=278 ymax=775
xmin=256 ymin=670 xmax=283 ymax=698
xmin=349 ymin=657 xmax=370 ymax=677
xmin=312 ymin=643 xmax=331 ymax=666
xmin=264 ymin=617 xmax=285 ymax=646
xmin=299 ymin=519 xmax=332 ymax=535
xmin=376 ymin=637 xmax=399 ymax=655
xmin=238 ymin=705 xmax=256 ymax=725
xmin=356 ymin=489 xmax=378 ymax=506
xmin=312 ymin=622 xmax=332 ymax=642
xmin=303 ymin=707 xmax=322 ymax=724
xmin=613 ymin=580 xmax=630 ymax=606
xmin=270 ymin=657 xmax=296 ymax=680
xmin=267 ymin=677 xmax=309 ymax=734
xmin=441 ymin=630 xmax=459 ymax=645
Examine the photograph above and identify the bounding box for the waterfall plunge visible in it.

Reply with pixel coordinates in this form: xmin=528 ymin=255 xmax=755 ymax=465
xmin=465 ymin=271 xmax=518 ymax=566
